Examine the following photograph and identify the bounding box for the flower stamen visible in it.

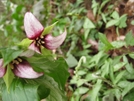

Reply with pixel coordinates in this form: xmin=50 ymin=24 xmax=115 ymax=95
xmin=12 ymin=58 xmax=23 ymax=65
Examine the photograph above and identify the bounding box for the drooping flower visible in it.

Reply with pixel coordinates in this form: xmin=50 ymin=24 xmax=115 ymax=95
xmin=24 ymin=12 xmax=67 ymax=53
xmin=0 ymin=58 xmax=43 ymax=79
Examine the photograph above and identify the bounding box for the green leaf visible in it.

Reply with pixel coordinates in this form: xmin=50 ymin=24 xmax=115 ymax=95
xmin=131 ymin=20 xmax=134 ymax=25
xmin=3 ymin=64 xmax=14 ymax=91
xmin=77 ymin=70 xmax=87 ymax=76
xmin=106 ymin=19 xmax=118 ymax=28
xmin=2 ymin=79 xmax=40 ymax=101
xmin=113 ymin=70 xmax=126 ymax=84
xmin=113 ymin=62 xmax=126 ymax=72
xmin=83 ymin=18 xmax=95 ymax=29
xmin=27 ymin=57 xmax=69 ymax=91
xmin=114 ymin=89 xmax=122 ymax=100
xmin=103 ymin=94 xmax=114 ymax=101
xmin=85 ymin=72 xmax=98 ymax=81
xmin=125 ymin=63 xmax=134 ymax=74
xmin=18 ymin=38 xmax=32 ymax=48
xmin=99 ymin=0 xmax=110 ymax=14
xmin=98 ymin=33 xmax=113 ymax=50
xmin=92 ymin=0 xmax=99 ymax=16
xmin=111 ymin=11 xmax=119 ymax=19
xmin=111 ymin=41 xmax=126 ymax=49
xmin=118 ymin=80 xmax=131 ymax=88
xmin=65 ymin=54 xmax=78 ymax=67
xmin=89 ymin=51 xmax=104 ymax=65
xmin=125 ymin=31 xmax=134 ymax=46
xmin=0 ymin=48 xmax=23 ymax=67
xmin=101 ymin=60 xmax=110 ymax=77
xmin=116 ymin=14 xmax=127 ymax=28
xmin=42 ymin=21 xmax=58 ymax=35
xmin=128 ymin=52 xmax=134 ymax=59
xmin=74 ymin=87 xmax=89 ymax=95
xmin=84 ymin=29 xmax=90 ymax=40
xmin=90 ymin=80 xmax=102 ymax=101
xmin=123 ymin=88 xmax=134 ymax=101
xmin=101 ymin=13 xmax=107 ymax=23
xmin=123 ymin=55 xmax=134 ymax=74
xmin=122 ymin=82 xmax=134 ymax=97
xmin=28 ymin=75 xmax=67 ymax=101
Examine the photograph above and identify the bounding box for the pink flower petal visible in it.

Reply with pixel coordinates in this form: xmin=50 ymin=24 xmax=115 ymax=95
xmin=29 ymin=42 xmax=41 ymax=54
xmin=13 ymin=61 xmax=43 ymax=79
xmin=24 ymin=12 xmax=44 ymax=39
xmin=0 ymin=59 xmax=6 ymax=77
xmin=44 ymin=30 xmax=67 ymax=50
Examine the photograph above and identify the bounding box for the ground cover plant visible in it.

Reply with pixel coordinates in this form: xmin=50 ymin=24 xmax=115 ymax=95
xmin=1 ymin=0 xmax=134 ymax=101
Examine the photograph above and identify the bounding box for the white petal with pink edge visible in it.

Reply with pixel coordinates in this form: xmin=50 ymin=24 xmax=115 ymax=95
xmin=44 ymin=30 xmax=67 ymax=50
xmin=13 ymin=61 xmax=43 ymax=79
xmin=24 ymin=12 xmax=44 ymax=39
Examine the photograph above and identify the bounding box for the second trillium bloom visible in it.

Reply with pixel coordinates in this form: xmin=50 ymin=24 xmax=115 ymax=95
xmin=0 ymin=58 xmax=43 ymax=79
xmin=24 ymin=12 xmax=67 ymax=53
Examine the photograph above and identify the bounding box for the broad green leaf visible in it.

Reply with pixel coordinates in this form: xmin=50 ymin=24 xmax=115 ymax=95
xmin=123 ymin=88 xmax=134 ymax=101
xmin=2 ymin=79 xmax=40 ymax=101
xmin=41 ymin=47 xmax=52 ymax=56
xmin=89 ymin=51 xmax=104 ymax=65
xmin=83 ymin=18 xmax=95 ymax=29
xmin=123 ymin=55 xmax=134 ymax=74
xmin=106 ymin=19 xmax=118 ymax=28
xmin=113 ymin=62 xmax=126 ymax=72
xmin=42 ymin=21 xmax=58 ymax=35
xmin=28 ymin=75 xmax=67 ymax=101
xmin=3 ymin=64 xmax=14 ymax=91
xmin=27 ymin=57 xmax=69 ymax=91
xmin=109 ymin=60 xmax=114 ymax=83
xmin=101 ymin=60 xmax=110 ymax=77
xmin=111 ymin=11 xmax=119 ymax=19
xmin=125 ymin=63 xmax=134 ymax=74
xmin=128 ymin=52 xmax=134 ymax=59
xmin=102 ymin=94 xmax=114 ymax=101
xmin=65 ymin=54 xmax=78 ymax=67
xmin=101 ymin=13 xmax=107 ymax=23
xmin=112 ymin=56 xmax=122 ymax=66
xmin=77 ymin=70 xmax=87 ymax=76
xmin=18 ymin=38 xmax=32 ymax=48
xmin=131 ymin=20 xmax=134 ymax=25
xmin=125 ymin=31 xmax=134 ymax=46
xmin=0 ymin=48 xmax=23 ymax=66
xmin=124 ymin=71 xmax=134 ymax=80
xmin=77 ymin=79 xmax=87 ymax=87
xmin=92 ymin=0 xmax=99 ymax=16
xmin=111 ymin=41 xmax=126 ymax=49
xmin=90 ymin=80 xmax=102 ymax=101
xmin=98 ymin=33 xmax=113 ymax=50
xmin=116 ymin=14 xmax=127 ymax=28
xmin=118 ymin=80 xmax=131 ymax=88
xmin=84 ymin=29 xmax=90 ymax=40
xmin=122 ymin=82 xmax=134 ymax=97
xmin=85 ymin=73 xmax=98 ymax=81
xmin=114 ymin=89 xmax=122 ymax=100
xmin=74 ymin=87 xmax=89 ymax=95
xmin=113 ymin=70 xmax=126 ymax=84
xmin=99 ymin=0 xmax=110 ymax=14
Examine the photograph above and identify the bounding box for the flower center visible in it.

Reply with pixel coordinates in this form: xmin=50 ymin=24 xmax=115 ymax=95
xmin=12 ymin=58 xmax=22 ymax=65
xmin=35 ymin=36 xmax=45 ymax=47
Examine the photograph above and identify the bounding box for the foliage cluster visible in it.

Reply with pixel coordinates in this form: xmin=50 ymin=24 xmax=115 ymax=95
xmin=1 ymin=0 xmax=134 ymax=101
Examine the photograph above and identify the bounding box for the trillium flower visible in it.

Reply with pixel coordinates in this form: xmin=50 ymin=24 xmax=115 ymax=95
xmin=0 ymin=58 xmax=43 ymax=79
xmin=24 ymin=12 xmax=67 ymax=53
